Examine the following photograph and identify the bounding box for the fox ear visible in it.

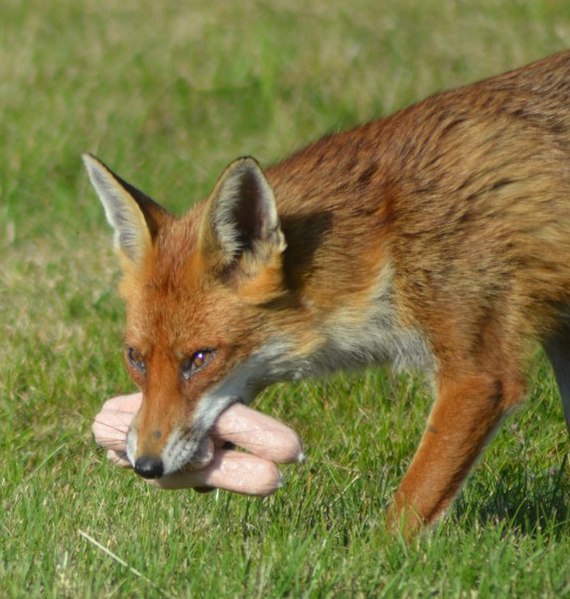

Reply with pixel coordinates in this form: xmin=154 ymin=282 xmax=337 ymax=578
xmin=82 ymin=154 xmax=169 ymax=265
xmin=200 ymin=157 xmax=286 ymax=268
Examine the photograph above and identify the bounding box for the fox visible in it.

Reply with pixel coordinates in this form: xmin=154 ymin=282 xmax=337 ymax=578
xmin=84 ymin=50 xmax=570 ymax=535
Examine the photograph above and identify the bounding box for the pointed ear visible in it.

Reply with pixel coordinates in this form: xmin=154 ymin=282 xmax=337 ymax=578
xmin=82 ymin=154 xmax=169 ymax=265
xmin=199 ymin=157 xmax=286 ymax=269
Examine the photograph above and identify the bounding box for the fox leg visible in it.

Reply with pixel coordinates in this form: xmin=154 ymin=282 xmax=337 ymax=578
xmin=544 ymin=327 xmax=570 ymax=433
xmin=389 ymin=369 xmax=526 ymax=536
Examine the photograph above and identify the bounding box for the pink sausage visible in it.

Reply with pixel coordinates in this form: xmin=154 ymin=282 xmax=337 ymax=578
xmin=149 ymin=450 xmax=282 ymax=496
xmin=213 ymin=402 xmax=303 ymax=464
xmin=93 ymin=394 xmax=303 ymax=495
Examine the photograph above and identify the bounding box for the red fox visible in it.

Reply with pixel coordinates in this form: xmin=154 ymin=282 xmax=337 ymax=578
xmin=84 ymin=50 xmax=570 ymax=535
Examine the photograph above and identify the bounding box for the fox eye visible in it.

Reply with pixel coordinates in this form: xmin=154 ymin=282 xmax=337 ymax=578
xmin=127 ymin=347 xmax=146 ymax=374
xmin=182 ymin=349 xmax=215 ymax=380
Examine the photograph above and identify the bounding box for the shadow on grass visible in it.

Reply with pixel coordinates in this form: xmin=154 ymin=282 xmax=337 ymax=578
xmin=454 ymin=453 xmax=569 ymax=539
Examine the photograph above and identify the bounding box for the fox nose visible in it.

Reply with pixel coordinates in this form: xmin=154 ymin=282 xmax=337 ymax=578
xmin=134 ymin=455 xmax=164 ymax=479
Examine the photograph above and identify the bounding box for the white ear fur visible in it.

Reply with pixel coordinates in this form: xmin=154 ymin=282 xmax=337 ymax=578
xmin=83 ymin=154 xmax=152 ymax=263
xmin=206 ymin=157 xmax=286 ymax=264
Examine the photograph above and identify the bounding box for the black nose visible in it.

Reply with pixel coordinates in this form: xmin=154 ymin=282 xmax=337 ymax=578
xmin=134 ymin=456 xmax=164 ymax=479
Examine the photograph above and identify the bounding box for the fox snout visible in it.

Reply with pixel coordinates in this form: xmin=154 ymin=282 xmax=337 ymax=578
xmin=126 ymin=413 xmax=167 ymax=479
xmin=133 ymin=454 xmax=164 ymax=479
xmin=126 ymin=410 xmax=216 ymax=479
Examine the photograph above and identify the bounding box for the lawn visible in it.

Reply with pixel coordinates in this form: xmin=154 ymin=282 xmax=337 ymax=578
xmin=1 ymin=0 xmax=569 ymax=596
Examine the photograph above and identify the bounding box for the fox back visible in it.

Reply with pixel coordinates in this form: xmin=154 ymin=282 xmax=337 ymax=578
xmin=85 ymin=50 xmax=570 ymax=534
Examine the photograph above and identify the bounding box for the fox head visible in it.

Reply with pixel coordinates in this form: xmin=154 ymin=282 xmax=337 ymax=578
xmin=84 ymin=154 xmax=307 ymax=479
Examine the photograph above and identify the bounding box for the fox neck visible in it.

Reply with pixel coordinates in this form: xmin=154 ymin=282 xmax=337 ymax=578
xmin=242 ymin=263 xmax=434 ymax=387
xmin=297 ymin=262 xmax=434 ymax=377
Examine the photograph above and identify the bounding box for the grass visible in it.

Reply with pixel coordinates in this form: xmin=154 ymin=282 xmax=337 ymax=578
xmin=1 ymin=0 xmax=569 ymax=596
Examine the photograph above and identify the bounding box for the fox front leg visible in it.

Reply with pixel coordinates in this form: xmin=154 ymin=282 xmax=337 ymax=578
xmin=388 ymin=367 xmax=526 ymax=536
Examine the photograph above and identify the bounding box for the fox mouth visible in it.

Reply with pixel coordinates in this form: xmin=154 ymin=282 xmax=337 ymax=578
xmin=128 ymin=428 xmax=216 ymax=480
xmin=159 ymin=429 xmax=216 ymax=477
xmin=165 ymin=394 xmax=246 ymax=475
xmin=129 ymin=395 xmax=245 ymax=479
xmin=176 ymin=434 xmax=215 ymax=473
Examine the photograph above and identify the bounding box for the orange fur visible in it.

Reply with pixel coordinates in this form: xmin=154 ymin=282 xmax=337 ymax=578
xmin=85 ymin=50 xmax=570 ymax=535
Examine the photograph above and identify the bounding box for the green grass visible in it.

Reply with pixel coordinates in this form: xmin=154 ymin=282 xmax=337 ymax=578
xmin=1 ymin=0 xmax=569 ymax=596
